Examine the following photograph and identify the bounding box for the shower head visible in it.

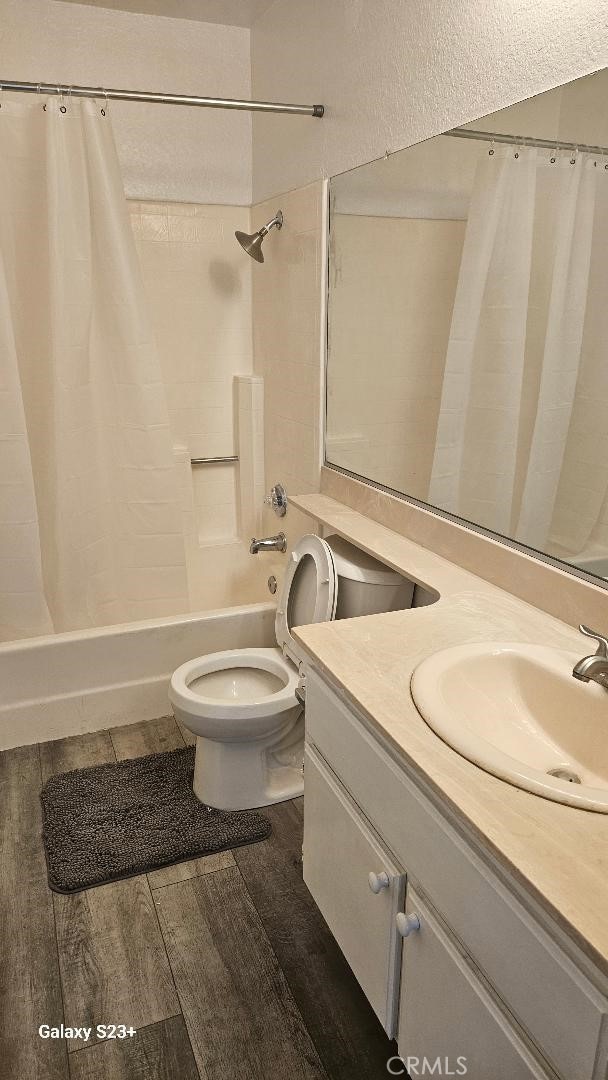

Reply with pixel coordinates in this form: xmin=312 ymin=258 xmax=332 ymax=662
xmin=235 ymin=210 xmax=283 ymax=263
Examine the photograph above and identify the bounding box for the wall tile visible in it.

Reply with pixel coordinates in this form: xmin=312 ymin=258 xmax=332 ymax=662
xmin=130 ymin=198 xmax=262 ymax=607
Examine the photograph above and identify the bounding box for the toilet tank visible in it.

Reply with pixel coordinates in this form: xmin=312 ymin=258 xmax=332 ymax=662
xmin=325 ymin=535 xmax=414 ymax=619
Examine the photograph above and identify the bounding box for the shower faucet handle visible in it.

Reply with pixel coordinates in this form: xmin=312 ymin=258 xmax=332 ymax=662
xmin=264 ymin=483 xmax=288 ymax=517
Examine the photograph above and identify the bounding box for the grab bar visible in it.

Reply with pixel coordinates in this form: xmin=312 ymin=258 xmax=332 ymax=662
xmin=190 ymin=455 xmax=239 ymax=465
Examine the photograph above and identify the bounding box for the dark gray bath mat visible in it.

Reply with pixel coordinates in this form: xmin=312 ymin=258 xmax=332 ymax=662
xmin=40 ymin=745 xmax=271 ymax=893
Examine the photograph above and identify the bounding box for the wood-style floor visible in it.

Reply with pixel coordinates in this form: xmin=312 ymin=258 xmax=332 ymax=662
xmin=0 ymin=715 xmax=396 ymax=1080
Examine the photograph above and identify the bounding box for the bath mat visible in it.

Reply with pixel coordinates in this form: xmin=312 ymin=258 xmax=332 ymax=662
xmin=40 ymin=745 xmax=271 ymax=893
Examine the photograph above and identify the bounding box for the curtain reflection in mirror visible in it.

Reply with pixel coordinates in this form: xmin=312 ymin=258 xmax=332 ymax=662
xmin=429 ymin=147 xmax=601 ymax=556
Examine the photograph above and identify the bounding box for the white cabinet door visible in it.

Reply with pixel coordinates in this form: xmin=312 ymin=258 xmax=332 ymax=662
xmin=303 ymin=746 xmax=406 ymax=1036
xmin=397 ymin=887 xmax=552 ymax=1080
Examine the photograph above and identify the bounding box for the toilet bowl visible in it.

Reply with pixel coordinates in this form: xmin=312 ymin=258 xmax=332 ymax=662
xmin=170 ymin=647 xmax=303 ymax=809
xmin=170 ymin=532 xmax=412 ymax=810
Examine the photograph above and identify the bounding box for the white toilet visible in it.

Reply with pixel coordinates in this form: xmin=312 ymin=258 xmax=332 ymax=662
xmin=169 ymin=533 xmax=413 ymax=810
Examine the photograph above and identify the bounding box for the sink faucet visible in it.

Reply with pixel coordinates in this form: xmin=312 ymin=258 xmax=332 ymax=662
xmin=249 ymin=532 xmax=287 ymax=555
xmin=572 ymin=625 xmax=608 ymax=689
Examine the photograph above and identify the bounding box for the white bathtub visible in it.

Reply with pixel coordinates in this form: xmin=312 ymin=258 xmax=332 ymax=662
xmin=0 ymin=603 xmax=276 ymax=750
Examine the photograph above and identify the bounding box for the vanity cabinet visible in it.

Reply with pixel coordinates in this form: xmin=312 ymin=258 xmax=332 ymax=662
xmin=303 ymin=668 xmax=608 ymax=1080
xmin=397 ymin=887 xmax=549 ymax=1079
xmin=303 ymin=746 xmax=405 ymax=1036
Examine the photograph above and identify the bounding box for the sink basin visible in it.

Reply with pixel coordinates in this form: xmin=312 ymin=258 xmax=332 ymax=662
xmin=411 ymin=643 xmax=608 ymax=812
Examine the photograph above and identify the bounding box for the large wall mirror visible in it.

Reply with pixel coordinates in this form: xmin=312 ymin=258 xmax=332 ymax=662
xmin=326 ymin=70 xmax=608 ymax=585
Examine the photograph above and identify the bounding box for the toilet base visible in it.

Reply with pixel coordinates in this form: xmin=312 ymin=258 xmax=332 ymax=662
xmin=191 ymin=706 xmax=304 ymax=810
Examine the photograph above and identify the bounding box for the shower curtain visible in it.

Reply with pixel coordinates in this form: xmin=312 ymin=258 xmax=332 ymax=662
xmin=429 ymin=145 xmax=605 ymax=556
xmin=0 ymin=95 xmax=188 ymax=641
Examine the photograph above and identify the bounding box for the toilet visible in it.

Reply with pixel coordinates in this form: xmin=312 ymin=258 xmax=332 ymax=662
xmin=169 ymin=533 xmax=413 ymax=810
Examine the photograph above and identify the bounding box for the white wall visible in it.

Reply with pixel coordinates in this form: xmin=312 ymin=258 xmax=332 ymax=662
xmin=251 ymin=0 xmax=608 ymax=202
xmin=252 ymin=181 xmax=326 ymax=586
xmin=0 ymin=0 xmax=252 ymax=203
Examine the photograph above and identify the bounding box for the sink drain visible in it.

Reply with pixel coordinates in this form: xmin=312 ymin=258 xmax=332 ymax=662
xmin=547 ymin=767 xmax=582 ymax=784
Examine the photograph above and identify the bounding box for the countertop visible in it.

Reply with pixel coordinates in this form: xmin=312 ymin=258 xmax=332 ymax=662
xmin=290 ymin=493 xmax=608 ymax=979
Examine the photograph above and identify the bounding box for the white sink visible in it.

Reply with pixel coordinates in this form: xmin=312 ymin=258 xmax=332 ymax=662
xmin=411 ymin=643 xmax=608 ymax=813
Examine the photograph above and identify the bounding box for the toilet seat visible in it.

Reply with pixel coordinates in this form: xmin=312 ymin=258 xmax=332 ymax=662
xmin=170 ymin=648 xmax=299 ymax=738
xmin=275 ymin=534 xmax=337 ymax=667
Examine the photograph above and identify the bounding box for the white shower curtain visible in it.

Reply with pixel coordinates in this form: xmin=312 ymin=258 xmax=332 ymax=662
xmin=429 ymin=146 xmax=601 ymax=553
xmin=0 ymin=95 xmax=188 ymax=640
xmin=428 ymin=148 xmax=537 ymax=537
xmin=516 ymin=156 xmax=598 ymax=550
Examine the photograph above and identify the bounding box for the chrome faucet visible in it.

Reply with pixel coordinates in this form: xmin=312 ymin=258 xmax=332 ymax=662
xmin=249 ymin=532 xmax=287 ymax=555
xmin=572 ymin=625 xmax=608 ymax=689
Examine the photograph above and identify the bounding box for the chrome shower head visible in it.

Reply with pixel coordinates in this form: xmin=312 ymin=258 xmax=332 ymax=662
xmin=235 ymin=210 xmax=283 ymax=263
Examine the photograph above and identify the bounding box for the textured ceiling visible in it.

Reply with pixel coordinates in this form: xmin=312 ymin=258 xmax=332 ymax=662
xmin=58 ymin=0 xmax=275 ymax=28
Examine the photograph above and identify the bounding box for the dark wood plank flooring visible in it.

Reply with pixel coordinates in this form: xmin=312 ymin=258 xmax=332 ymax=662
xmin=0 ymin=745 xmax=67 ymax=1080
xmin=54 ymin=877 xmax=180 ymax=1050
xmin=68 ymin=1016 xmax=199 ymax=1080
xmin=155 ymin=868 xmax=327 ymax=1080
xmin=0 ymin=717 xmax=396 ymax=1079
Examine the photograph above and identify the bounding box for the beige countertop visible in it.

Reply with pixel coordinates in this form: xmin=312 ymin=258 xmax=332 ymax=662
xmin=291 ymin=493 xmax=608 ymax=979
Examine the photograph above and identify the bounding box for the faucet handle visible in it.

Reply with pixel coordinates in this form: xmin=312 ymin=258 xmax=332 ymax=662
xmin=579 ymin=624 xmax=608 ymax=658
xmin=264 ymin=483 xmax=287 ymax=518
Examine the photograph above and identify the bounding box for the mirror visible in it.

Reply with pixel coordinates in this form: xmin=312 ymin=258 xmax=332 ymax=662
xmin=326 ymin=70 xmax=608 ymax=584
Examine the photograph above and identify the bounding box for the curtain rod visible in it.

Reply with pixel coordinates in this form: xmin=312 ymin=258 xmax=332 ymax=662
xmin=447 ymin=126 xmax=608 ymax=158
xmin=0 ymin=79 xmax=324 ymax=117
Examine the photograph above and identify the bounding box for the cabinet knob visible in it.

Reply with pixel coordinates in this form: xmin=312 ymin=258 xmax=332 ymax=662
xmin=396 ymin=912 xmax=421 ymax=937
xmin=368 ymin=871 xmax=390 ymax=894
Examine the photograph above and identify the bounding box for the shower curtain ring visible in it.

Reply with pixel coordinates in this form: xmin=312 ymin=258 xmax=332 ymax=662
xmin=59 ymin=86 xmax=67 ymax=114
xmin=488 ymin=139 xmax=495 ymax=156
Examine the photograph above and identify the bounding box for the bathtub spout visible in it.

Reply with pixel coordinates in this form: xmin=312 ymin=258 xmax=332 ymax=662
xmin=249 ymin=533 xmax=287 ymax=554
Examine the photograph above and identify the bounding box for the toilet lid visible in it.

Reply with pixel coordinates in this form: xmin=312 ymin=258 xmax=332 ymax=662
xmin=275 ymin=534 xmax=338 ymax=668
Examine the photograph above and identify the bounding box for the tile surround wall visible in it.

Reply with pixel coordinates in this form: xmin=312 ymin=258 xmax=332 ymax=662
xmin=128 ymin=186 xmax=327 ymax=612
xmin=130 ymin=199 xmax=265 ymax=610
xmin=251 ymin=181 xmax=326 ymax=585
xmin=131 ymin=199 xmax=250 ymax=551
xmin=131 ymin=201 xmax=252 ymax=460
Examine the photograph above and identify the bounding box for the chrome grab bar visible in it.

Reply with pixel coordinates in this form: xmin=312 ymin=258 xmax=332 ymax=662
xmin=190 ymin=456 xmax=239 ymax=465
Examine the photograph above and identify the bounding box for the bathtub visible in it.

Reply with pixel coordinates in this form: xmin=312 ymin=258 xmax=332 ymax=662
xmin=0 ymin=603 xmax=276 ymax=751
